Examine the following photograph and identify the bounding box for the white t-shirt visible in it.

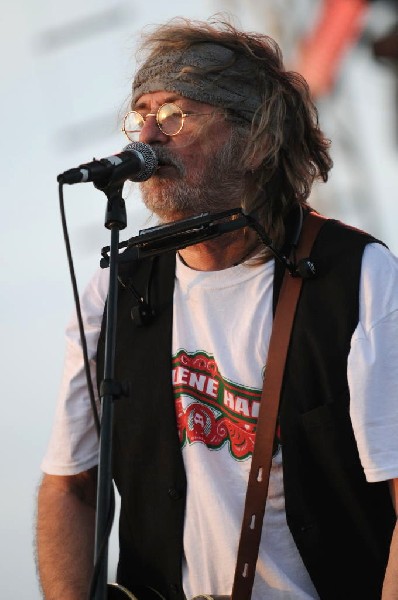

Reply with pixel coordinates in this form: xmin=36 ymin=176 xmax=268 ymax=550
xmin=41 ymin=242 xmax=398 ymax=599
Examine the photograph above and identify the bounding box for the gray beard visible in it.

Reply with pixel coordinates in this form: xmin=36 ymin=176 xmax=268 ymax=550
xmin=140 ymin=135 xmax=247 ymax=220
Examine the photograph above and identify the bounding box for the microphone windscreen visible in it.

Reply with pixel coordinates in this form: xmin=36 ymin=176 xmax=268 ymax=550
xmin=124 ymin=142 xmax=158 ymax=181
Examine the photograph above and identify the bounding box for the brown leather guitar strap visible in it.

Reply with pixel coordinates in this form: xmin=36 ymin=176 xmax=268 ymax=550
xmin=231 ymin=211 xmax=327 ymax=600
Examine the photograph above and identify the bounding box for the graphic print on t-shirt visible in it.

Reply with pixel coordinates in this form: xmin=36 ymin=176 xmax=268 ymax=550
xmin=173 ymin=348 xmax=267 ymax=460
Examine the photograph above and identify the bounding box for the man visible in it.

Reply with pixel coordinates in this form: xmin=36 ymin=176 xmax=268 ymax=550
xmin=35 ymin=17 xmax=398 ymax=600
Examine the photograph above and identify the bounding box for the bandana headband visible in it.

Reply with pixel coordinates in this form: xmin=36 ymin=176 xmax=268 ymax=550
xmin=132 ymin=43 xmax=262 ymax=122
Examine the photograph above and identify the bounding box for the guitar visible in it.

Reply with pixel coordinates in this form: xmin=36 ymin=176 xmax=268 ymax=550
xmin=107 ymin=583 xmax=138 ymax=599
xmin=107 ymin=583 xmax=166 ymax=599
xmin=107 ymin=584 xmax=230 ymax=600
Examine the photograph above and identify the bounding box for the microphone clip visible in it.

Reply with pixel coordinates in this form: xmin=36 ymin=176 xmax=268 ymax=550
xmin=130 ymin=301 xmax=155 ymax=326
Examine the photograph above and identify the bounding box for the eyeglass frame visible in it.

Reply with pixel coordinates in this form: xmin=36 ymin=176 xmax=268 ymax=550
xmin=121 ymin=102 xmax=223 ymax=140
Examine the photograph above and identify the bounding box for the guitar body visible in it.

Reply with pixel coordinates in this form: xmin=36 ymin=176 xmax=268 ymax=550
xmin=108 ymin=583 xmax=137 ymax=599
xmin=107 ymin=583 xmax=230 ymax=600
xmin=107 ymin=583 xmax=166 ymax=600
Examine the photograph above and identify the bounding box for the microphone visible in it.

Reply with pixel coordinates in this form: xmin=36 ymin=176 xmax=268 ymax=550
xmin=57 ymin=142 xmax=158 ymax=186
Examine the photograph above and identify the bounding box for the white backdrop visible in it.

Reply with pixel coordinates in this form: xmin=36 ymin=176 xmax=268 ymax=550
xmin=1 ymin=1 xmax=396 ymax=598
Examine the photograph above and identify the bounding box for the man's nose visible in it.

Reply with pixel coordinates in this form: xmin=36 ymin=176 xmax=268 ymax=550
xmin=139 ymin=115 xmax=168 ymax=145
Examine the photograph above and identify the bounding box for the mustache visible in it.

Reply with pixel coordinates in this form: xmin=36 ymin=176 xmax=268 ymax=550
xmin=151 ymin=146 xmax=185 ymax=176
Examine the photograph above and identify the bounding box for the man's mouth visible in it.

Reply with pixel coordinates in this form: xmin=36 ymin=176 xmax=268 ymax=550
xmin=157 ymin=158 xmax=169 ymax=168
xmin=152 ymin=149 xmax=184 ymax=177
xmin=155 ymin=161 xmax=178 ymax=176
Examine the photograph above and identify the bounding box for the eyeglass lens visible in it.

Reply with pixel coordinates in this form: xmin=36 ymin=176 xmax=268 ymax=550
xmin=123 ymin=103 xmax=184 ymax=140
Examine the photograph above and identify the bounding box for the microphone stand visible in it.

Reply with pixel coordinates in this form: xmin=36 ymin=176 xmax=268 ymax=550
xmin=93 ymin=180 xmax=127 ymax=600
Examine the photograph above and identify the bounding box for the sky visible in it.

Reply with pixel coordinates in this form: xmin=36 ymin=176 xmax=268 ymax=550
xmin=1 ymin=1 xmax=397 ymax=598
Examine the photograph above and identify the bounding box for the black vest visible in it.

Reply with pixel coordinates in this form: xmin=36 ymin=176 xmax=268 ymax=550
xmin=97 ymin=219 xmax=395 ymax=600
